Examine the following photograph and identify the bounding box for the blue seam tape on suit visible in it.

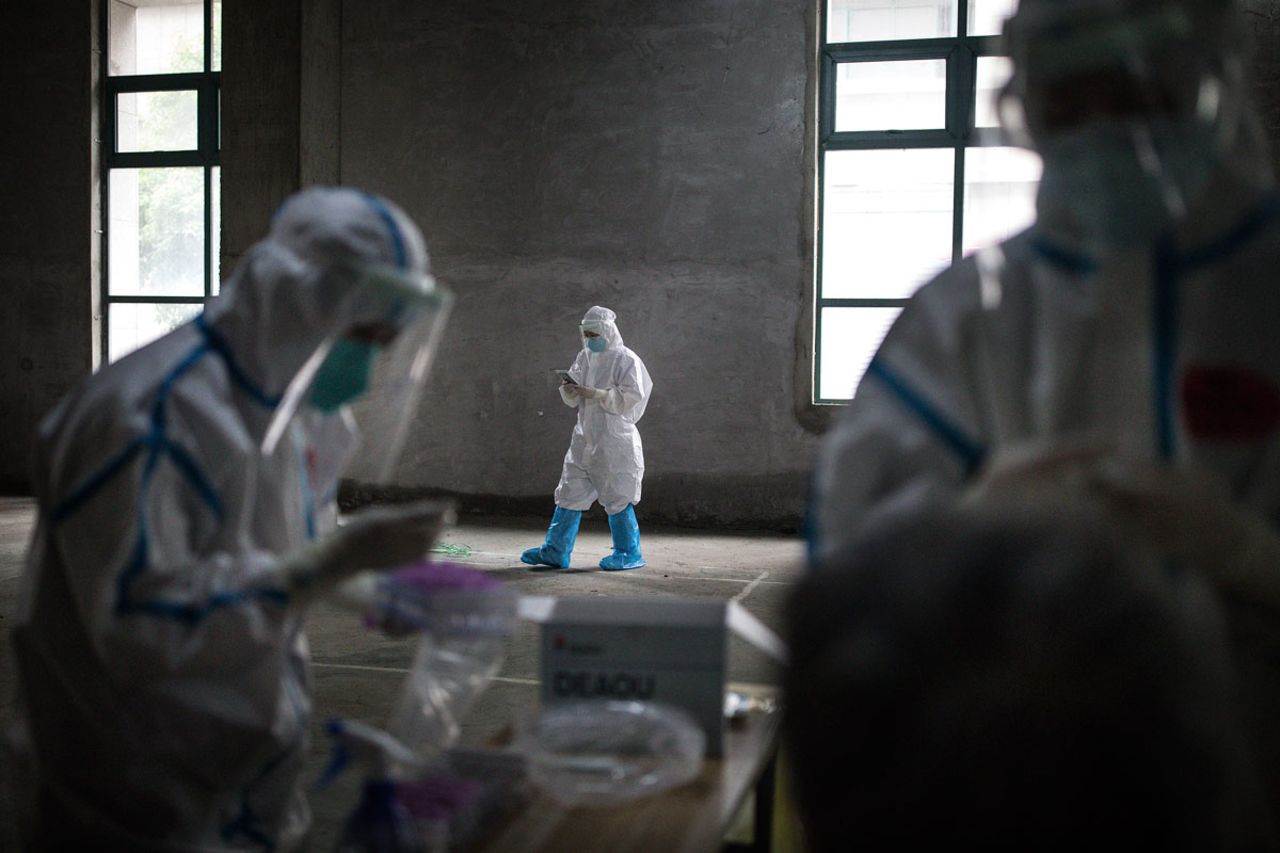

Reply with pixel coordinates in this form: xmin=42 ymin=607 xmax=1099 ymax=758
xmin=359 ymin=192 xmax=407 ymax=270
xmin=865 ymin=357 xmax=986 ymax=476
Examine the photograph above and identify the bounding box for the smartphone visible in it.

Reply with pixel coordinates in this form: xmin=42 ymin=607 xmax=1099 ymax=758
xmin=552 ymin=369 xmax=577 ymax=385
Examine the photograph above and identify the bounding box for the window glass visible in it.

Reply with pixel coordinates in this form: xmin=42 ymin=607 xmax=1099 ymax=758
xmin=962 ymin=146 xmax=1041 ymax=256
xmin=819 ymin=306 xmax=903 ymax=401
xmin=968 ymin=0 xmax=1018 ymax=36
xmin=212 ymin=0 xmax=222 ymax=71
xmin=822 ymin=148 xmax=954 ymax=300
xmin=116 ymin=90 xmax=198 ymax=152
xmin=211 ymin=167 xmax=221 ymax=294
xmin=827 ymin=0 xmax=956 ymax=43
xmin=109 ymin=167 xmax=206 ymax=297
xmin=835 ymin=60 xmax=947 ymax=132
xmin=108 ymin=302 xmax=202 ymax=363
xmin=109 ymin=0 xmax=204 ymax=76
xmin=974 ymin=56 xmax=1013 ymax=129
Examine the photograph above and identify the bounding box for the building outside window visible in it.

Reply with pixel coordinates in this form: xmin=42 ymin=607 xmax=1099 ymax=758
xmin=103 ymin=0 xmax=221 ymax=363
xmin=815 ymin=0 xmax=1040 ymax=402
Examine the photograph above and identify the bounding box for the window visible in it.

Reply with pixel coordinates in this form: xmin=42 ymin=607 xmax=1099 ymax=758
xmin=815 ymin=0 xmax=1039 ymax=402
xmin=102 ymin=0 xmax=221 ymax=364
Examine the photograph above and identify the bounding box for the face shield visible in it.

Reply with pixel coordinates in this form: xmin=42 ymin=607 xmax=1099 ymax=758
xmin=999 ymin=0 xmax=1244 ymax=244
xmin=262 ymin=263 xmax=454 ymax=482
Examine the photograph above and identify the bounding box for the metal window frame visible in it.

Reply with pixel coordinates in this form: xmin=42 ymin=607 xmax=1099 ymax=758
xmin=99 ymin=0 xmax=220 ymax=365
xmin=814 ymin=0 xmax=1011 ymax=404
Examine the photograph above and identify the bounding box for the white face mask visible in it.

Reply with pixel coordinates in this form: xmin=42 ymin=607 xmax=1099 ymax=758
xmin=1037 ymin=117 xmax=1218 ymax=247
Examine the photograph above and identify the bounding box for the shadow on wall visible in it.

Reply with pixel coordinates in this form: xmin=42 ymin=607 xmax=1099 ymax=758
xmin=338 ymin=470 xmax=807 ymax=533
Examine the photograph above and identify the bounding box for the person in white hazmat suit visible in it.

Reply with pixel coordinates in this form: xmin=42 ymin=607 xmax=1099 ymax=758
xmin=522 ymin=306 xmax=653 ymax=570
xmin=810 ymin=0 xmax=1280 ymax=820
xmin=9 ymin=187 xmax=455 ymax=851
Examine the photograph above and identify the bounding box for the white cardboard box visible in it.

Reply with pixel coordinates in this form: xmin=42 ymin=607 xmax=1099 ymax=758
xmin=538 ymin=596 xmax=728 ymax=756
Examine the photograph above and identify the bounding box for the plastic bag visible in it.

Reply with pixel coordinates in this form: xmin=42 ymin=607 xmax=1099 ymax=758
xmin=370 ymin=562 xmax=517 ymax=761
xmin=389 ymin=635 xmax=507 ymax=759
xmin=516 ymin=700 xmax=705 ymax=806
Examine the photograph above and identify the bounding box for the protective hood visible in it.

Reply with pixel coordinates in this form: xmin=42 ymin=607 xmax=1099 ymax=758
xmin=1002 ymin=0 xmax=1273 ymax=249
xmin=201 ymin=187 xmax=431 ymax=406
xmin=581 ymin=305 xmax=624 ymax=350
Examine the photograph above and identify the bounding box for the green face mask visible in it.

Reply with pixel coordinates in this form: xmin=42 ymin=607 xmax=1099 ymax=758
xmin=309 ymin=339 xmax=380 ymax=413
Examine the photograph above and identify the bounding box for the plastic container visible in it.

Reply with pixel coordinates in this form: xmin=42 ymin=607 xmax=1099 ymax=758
xmin=325 ymin=719 xmax=425 ymax=853
xmin=517 ymin=700 xmax=705 ymax=807
xmin=395 ymin=748 xmax=530 ymax=851
xmin=397 ymin=773 xmax=482 ymax=852
xmin=337 ymin=780 xmax=424 ymax=853
xmin=339 ymin=561 xmax=519 ymax=638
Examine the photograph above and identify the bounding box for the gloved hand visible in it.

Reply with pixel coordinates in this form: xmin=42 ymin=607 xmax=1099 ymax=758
xmin=332 ymin=572 xmax=421 ymax=638
xmin=965 ymin=436 xmax=1280 ymax=612
xmin=1086 ymin=460 xmax=1280 ymax=610
xmin=561 ymin=383 xmax=582 ymax=399
xmin=271 ymin=499 xmax=456 ymax=602
xmin=963 ymin=433 xmax=1113 ymax=507
xmin=576 ymin=385 xmax=607 ymax=401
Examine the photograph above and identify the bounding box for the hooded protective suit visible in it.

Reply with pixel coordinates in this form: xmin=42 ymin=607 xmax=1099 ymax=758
xmin=554 ymin=306 xmax=653 ymax=516
xmin=811 ymin=0 xmax=1280 ymax=558
xmin=10 ymin=187 xmax=432 ymax=851
xmin=810 ymin=0 xmax=1280 ymax=824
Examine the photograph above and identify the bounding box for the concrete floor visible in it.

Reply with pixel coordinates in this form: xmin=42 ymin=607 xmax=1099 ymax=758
xmin=0 ymin=497 xmax=804 ymax=849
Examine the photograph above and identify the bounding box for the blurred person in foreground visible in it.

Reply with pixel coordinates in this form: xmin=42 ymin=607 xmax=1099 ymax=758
xmin=9 ymin=187 xmax=455 ymax=851
xmin=809 ymin=0 xmax=1280 ymax=815
xmin=786 ymin=504 xmax=1275 ymax=851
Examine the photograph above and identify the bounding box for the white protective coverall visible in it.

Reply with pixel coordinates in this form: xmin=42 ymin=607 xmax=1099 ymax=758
xmin=810 ymin=0 xmax=1280 ymax=820
xmin=10 ymin=187 xmax=430 ymax=851
xmin=554 ymin=306 xmax=653 ymax=516
xmin=812 ymin=169 xmax=1280 ymax=552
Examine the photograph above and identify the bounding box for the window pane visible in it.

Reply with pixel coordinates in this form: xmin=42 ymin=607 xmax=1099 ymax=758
xmin=827 ymin=0 xmax=956 ymax=43
xmin=835 ymin=60 xmax=947 ymax=132
xmin=962 ymin=147 xmax=1042 ymax=256
xmin=968 ymin=0 xmax=1018 ymax=36
xmin=109 ymin=167 xmax=206 ymax=297
xmin=108 ymin=302 xmax=202 ymax=363
xmin=211 ymin=167 xmax=221 ymax=295
xmin=822 ymin=149 xmax=954 ymax=299
xmin=974 ymin=56 xmax=1013 ymax=129
xmin=116 ymin=90 xmax=198 ymax=153
xmin=212 ymin=0 xmax=222 ymax=71
xmin=819 ymin=306 xmax=902 ymax=401
xmin=109 ymin=0 xmax=204 ymax=76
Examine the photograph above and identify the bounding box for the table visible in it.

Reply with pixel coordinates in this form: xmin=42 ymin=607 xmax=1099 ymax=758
xmin=473 ymin=702 xmax=781 ymax=853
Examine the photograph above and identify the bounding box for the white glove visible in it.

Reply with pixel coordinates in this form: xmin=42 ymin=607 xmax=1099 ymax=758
xmin=561 ymin=383 xmax=582 ymax=398
xmin=332 ymin=572 xmax=421 ymax=637
xmin=1087 ymin=460 xmax=1280 ymax=611
xmin=576 ymin=385 xmax=607 ymax=401
xmin=963 ymin=433 xmax=1113 ymax=507
xmin=966 ymin=436 xmax=1280 ymax=613
xmin=271 ymin=499 xmax=455 ymax=602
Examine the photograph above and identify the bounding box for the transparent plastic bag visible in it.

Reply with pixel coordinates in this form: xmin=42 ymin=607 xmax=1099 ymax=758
xmin=389 ymin=635 xmax=507 ymax=760
xmin=371 ymin=562 xmax=518 ymax=762
xmin=516 ymin=700 xmax=705 ymax=806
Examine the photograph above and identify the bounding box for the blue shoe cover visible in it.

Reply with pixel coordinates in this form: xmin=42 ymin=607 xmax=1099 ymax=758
xmin=600 ymin=505 xmax=645 ymax=571
xmin=521 ymin=507 xmax=581 ymax=568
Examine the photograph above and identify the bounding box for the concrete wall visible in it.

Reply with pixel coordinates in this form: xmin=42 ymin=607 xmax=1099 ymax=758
xmin=334 ymin=0 xmax=821 ymax=529
xmin=0 ymin=5 xmax=98 ymax=491
xmin=221 ymin=0 xmax=304 ymax=267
